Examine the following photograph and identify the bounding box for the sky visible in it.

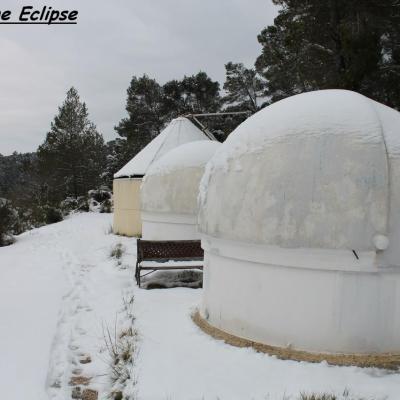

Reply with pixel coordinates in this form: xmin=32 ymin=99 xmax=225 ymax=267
xmin=0 ymin=0 xmax=277 ymax=155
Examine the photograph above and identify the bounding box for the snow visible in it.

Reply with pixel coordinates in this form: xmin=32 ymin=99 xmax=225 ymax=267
xmin=145 ymin=141 xmax=221 ymax=177
xmin=372 ymin=100 xmax=400 ymax=158
xmin=114 ymin=117 xmax=210 ymax=178
xmin=1 ymin=212 xmax=400 ymax=399
xmin=135 ymin=288 xmax=400 ymax=400
xmin=199 ymin=89 xmax=400 ymax=207
xmin=141 ymin=260 xmax=203 ymax=267
xmin=0 ymin=222 xmax=65 ymax=400
xmin=219 ymin=90 xmax=385 ymax=159
xmin=0 ymin=213 xmax=135 ymax=400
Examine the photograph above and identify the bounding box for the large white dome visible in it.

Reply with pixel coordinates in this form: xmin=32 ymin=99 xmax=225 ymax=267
xmin=140 ymin=140 xmax=221 ymax=240
xmin=200 ymin=89 xmax=400 ymax=258
xmin=198 ymin=90 xmax=400 ymax=355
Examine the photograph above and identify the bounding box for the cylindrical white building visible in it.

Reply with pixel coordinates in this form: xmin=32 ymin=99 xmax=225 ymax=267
xmin=199 ymin=89 xmax=400 ymax=354
xmin=141 ymin=141 xmax=221 ymax=240
xmin=113 ymin=117 xmax=210 ymax=237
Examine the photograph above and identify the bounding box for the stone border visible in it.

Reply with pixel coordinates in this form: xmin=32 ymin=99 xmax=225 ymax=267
xmin=192 ymin=311 xmax=400 ymax=370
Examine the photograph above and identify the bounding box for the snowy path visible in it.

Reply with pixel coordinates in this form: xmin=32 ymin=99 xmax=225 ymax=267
xmin=0 ymin=213 xmax=135 ymax=400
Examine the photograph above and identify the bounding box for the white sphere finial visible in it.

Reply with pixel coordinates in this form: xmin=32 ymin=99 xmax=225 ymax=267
xmin=373 ymin=234 xmax=389 ymax=251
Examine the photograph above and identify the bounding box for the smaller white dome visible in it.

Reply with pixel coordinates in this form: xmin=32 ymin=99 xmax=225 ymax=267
xmin=114 ymin=117 xmax=210 ymax=178
xmin=140 ymin=140 xmax=221 ymax=240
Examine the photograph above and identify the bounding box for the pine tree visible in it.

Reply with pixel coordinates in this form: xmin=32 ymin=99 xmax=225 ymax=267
xmin=102 ymin=138 xmax=132 ymax=188
xmin=223 ymin=62 xmax=266 ymax=113
xmin=37 ymin=87 xmax=105 ymax=203
xmin=256 ymin=0 xmax=400 ymax=108
xmin=114 ymin=72 xmax=222 ymax=164
xmin=162 ymin=72 xmax=221 ymax=119
xmin=180 ymin=72 xmax=221 ymax=114
xmin=115 ymin=75 xmax=165 ymax=156
xmin=0 ymin=198 xmax=17 ymax=246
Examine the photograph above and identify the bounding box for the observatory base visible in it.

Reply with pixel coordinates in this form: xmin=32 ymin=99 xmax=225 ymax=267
xmin=141 ymin=212 xmax=199 ymax=240
xmin=200 ymin=235 xmax=400 ymax=355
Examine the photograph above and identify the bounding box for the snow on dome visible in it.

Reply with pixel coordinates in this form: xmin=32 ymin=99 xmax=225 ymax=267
xmin=114 ymin=117 xmax=210 ymax=178
xmin=198 ymin=89 xmax=400 ymax=355
xmin=140 ymin=141 xmax=220 ymax=240
xmin=199 ymin=89 xmax=400 ymax=251
xmin=146 ymin=140 xmax=221 ymax=176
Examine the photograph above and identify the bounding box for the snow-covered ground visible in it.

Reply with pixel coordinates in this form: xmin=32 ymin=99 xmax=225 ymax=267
xmin=0 ymin=213 xmax=135 ymax=400
xmin=1 ymin=213 xmax=400 ymax=400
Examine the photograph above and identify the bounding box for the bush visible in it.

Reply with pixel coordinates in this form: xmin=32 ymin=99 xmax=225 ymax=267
xmin=89 ymin=188 xmax=111 ymax=203
xmin=110 ymin=243 xmax=125 ymax=260
xmin=0 ymin=198 xmax=18 ymax=246
xmin=88 ymin=188 xmax=113 ymax=213
xmin=60 ymin=196 xmax=78 ymax=215
xmin=43 ymin=206 xmax=63 ymax=224
xmin=60 ymin=196 xmax=89 ymax=214
xmin=100 ymin=198 xmax=113 ymax=213
xmin=76 ymin=196 xmax=89 ymax=212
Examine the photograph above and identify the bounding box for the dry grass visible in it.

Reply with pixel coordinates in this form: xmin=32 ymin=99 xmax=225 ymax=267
xmin=298 ymin=393 xmax=373 ymax=400
xmin=103 ymin=324 xmax=136 ymax=386
xmin=192 ymin=311 xmax=400 ymax=370
xmin=103 ymin=294 xmax=137 ymax=399
xmin=69 ymin=375 xmax=91 ymax=386
xmin=110 ymin=243 xmax=125 ymax=260
xmin=82 ymin=388 xmax=98 ymax=400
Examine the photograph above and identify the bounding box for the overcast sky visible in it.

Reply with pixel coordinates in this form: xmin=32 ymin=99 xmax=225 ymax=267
xmin=0 ymin=0 xmax=277 ymax=155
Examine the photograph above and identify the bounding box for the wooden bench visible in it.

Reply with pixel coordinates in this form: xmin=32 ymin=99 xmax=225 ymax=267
xmin=135 ymin=239 xmax=204 ymax=288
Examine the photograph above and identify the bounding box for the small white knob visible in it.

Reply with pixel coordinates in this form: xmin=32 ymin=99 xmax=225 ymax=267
xmin=373 ymin=234 xmax=389 ymax=250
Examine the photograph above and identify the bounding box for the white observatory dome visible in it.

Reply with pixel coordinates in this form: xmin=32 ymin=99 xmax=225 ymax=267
xmin=141 ymin=140 xmax=221 ymax=240
xmin=199 ymin=90 xmax=400 ymax=354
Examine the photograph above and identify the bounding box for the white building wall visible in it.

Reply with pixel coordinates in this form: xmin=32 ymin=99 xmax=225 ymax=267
xmin=201 ymin=235 xmax=400 ymax=354
xmin=113 ymin=178 xmax=142 ymax=237
xmin=141 ymin=212 xmax=199 ymax=240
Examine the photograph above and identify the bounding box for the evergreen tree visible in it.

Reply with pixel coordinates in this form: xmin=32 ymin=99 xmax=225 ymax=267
xmin=223 ymin=62 xmax=266 ymax=112
xmin=0 ymin=198 xmax=17 ymax=246
xmin=256 ymin=0 xmax=400 ymax=108
xmin=180 ymin=72 xmax=221 ymax=114
xmin=114 ymin=72 xmax=222 ymax=165
xmin=162 ymin=72 xmax=221 ymax=119
xmin=115 ymin=75 xmax=164 ymax=156
xmin=102 ymin=138 xmax=132 ymax=188
xmin=37 ymin=87 xmax=105 ymax=203
xmin=0 ymin=152 xmax=38 ymax=201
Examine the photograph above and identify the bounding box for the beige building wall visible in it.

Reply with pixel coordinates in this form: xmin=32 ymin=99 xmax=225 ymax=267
xmin=113 ymin=178 xmax=142 ymax=237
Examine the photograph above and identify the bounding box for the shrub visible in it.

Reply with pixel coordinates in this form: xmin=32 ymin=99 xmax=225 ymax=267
xmin=77 ymin=196 xmax=89 ymax=212
xmin=88 ymin=188 xmax=113 ymax=213
xmin=89 ymin=188 xmax=111 ymax=203
xmin=104 ymin=293 xmax=136 ymax=400
xmin=110 ymin=243 xmax=125 ymax=260
xmin=100 ymin=198 xmax=113 ymax=213
xmin=0 ymin=198 xmax=18 ymax=246
xmin=43 ymin=206 xmax=63 ymax=224
xmin=60 ymin=197 xmax=78 ymax=215
xmin=60 ymin=196 xmax=89 ymax=214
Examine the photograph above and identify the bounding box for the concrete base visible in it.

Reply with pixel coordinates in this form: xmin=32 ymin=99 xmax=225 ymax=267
xmin=201 ymin=235 xmax=400 ymax=354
